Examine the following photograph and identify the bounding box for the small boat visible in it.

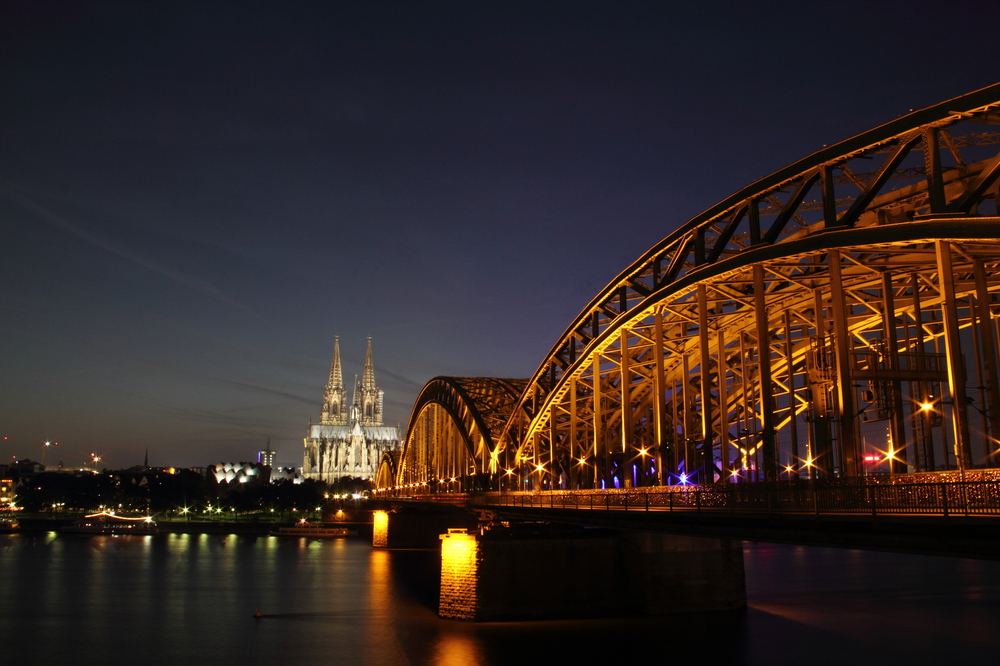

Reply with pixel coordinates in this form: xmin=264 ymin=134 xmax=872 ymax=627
xmin=270 ymin=522 xmax=352 ymax=538
xmin=61 ymin=512 xmax=158 ymax=535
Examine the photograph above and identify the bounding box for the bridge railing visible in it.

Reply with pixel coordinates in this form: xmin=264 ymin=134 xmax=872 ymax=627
xmin=471 ymin=480 xmax=1000 ymax=517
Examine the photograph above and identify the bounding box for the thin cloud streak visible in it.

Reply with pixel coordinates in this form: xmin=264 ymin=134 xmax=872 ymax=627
xmin=7 ymin=190 xmax=258 ymax=316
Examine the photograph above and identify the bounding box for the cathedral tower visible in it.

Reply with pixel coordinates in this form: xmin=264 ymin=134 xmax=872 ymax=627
xmin=353 ymin=336 xmax=384 ymax=426
xmin=304 ymin=336 xmax=400 ymax=483
xmin=320 ymin=335 xmax=348 ymax=425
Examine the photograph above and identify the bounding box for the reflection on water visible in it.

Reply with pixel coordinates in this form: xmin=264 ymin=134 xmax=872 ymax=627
xmin=433 ymin=631 xmax=485 ymax=666
xmin=1 ymin=532 xmax=999 ymax=665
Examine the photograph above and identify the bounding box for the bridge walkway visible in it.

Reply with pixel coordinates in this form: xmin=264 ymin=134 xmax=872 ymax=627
xmin=381 ymin=480 xmax=1000 ymax=560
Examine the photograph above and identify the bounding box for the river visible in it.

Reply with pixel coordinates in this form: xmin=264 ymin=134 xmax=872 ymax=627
xmin=1 ymin=532 xmax=998 ymax=664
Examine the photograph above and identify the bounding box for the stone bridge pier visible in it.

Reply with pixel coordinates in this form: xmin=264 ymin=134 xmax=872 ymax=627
xmin=439 ymin=525 xmax=745 ymax=621
xmin=372 ymin=507 xmax=479 ymax=549
xmin=373 ymin=506 xmax=745 ymax=621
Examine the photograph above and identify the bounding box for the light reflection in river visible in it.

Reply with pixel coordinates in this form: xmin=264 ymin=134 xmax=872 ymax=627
xmin=1 ymin=532 xmax=999 ymax=665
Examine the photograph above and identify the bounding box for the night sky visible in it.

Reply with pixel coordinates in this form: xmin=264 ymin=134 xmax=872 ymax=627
xmin=2 ymin=1 xmax=998 ymax=469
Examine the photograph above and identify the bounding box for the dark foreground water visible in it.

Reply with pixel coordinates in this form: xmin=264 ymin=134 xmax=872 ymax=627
xmin=1 ymin=532 xmax=999 ymax=665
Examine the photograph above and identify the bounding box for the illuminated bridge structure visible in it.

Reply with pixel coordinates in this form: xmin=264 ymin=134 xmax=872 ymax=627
xmin=376 ymin=84 xmax=1000 ymax=553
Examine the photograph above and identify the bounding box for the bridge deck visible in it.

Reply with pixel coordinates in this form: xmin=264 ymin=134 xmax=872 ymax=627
xmin=381 ymin=480 xmax=1000 ymax=560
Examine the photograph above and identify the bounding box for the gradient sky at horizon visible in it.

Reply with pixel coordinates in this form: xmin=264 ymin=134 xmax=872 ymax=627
xmin=2 ymin=1 xmax=998 ymax=468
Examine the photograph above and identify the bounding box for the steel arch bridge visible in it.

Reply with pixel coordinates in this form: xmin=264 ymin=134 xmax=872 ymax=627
xmin=390 ymin=377 xmax=528 ymax=493
xmin=378 ymin=83 xmax=1000 ymax=496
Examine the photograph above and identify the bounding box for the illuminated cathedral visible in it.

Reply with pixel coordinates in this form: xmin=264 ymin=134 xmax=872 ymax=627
xmin=302 ymin=336 xmax=401 ymax=483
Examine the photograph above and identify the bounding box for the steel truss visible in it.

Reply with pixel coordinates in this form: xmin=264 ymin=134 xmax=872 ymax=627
xmin=377 ymin=83 xmax=1000 ymax=494
xmin=391 ymin=377 xmax=527 ymax=493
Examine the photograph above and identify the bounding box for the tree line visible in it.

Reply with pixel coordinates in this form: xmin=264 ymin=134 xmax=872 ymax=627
xmin=12 ymin=468 xmax=370 ymax=518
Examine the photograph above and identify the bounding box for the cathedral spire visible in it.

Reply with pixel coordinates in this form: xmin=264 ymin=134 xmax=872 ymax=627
xmin=320 ymin=336 xmax=348 ymax=425
xmin=351 ymin=373 xmax=360 ymax=421
xmin=328 ymin=334 xmax=343 ymax=389
xmin=361 ymin=335 xmax=376 ymax=391
xmin=354 ymin=337 xmax=384 ymax=426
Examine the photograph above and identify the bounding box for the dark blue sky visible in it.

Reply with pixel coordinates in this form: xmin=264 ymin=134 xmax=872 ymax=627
xmin=2 ymin=1 xmax=998 ymax=468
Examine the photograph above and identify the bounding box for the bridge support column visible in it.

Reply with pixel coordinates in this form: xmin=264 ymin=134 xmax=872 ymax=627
xmin=439 ymin=527 xmax=745 ymax=621
xmin=372 ymin=509 xmax=478 ymax=549
xmin=829 ymin=249 xmax=861 ymax=477
xmin=936 ymin=241 xmax=974 ymax=470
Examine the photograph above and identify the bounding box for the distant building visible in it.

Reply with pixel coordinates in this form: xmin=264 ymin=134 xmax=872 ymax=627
xmin=257 ymin=448 xmax=276 ymax=467
xmin=7 ymin=459 xmax=44 ymax=477
xmin=0 ymin=477 xmax=14 ymax=505
xmin=208 ymin=461 xmax=302 ymax=485
xmin=303 ymin=336 xmax=401 ymax=483
xmin=269 ymin=466 xmax=301 ymax=484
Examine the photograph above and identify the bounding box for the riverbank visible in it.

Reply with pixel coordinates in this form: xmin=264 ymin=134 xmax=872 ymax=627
xmin=13 ymin=516 xmax=374 ymax=537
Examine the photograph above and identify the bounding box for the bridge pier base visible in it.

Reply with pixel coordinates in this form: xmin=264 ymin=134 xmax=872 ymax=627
xmin=439 ymin=526 xmax=745 ymax=621
xmin=372 ymin=508 xmax=478 ymax=548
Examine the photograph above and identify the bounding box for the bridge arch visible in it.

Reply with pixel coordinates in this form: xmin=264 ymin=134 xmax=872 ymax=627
xmin=383 ymin=377 xmax=527 ymax=493
xmin=374 ymin=450 xmax=400 ymax=491
xmin=377 ymin=82 xmax=1000 ymax=494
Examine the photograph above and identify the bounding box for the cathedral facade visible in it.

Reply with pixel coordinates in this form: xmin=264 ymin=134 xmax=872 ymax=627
xmin=302 ymin=336 xmax=401 ymax=483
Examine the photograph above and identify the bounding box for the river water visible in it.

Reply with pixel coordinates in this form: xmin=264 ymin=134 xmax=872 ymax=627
xmin=1 ymin=532 xmax=998 ymax=665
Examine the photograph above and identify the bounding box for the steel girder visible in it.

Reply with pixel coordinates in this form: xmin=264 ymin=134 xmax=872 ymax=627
xmin=492 ymin=82 xmax=1000 ymax=489
xmin=375 ymin=82 xmax=1000 ymax=493
xmin=384 ymin=377 xmax=527 ymax=493
xmin=508 ymin=228 xmax=1000 ymax=490
xmin=374 ymin=450 xmax=400 ymax=491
